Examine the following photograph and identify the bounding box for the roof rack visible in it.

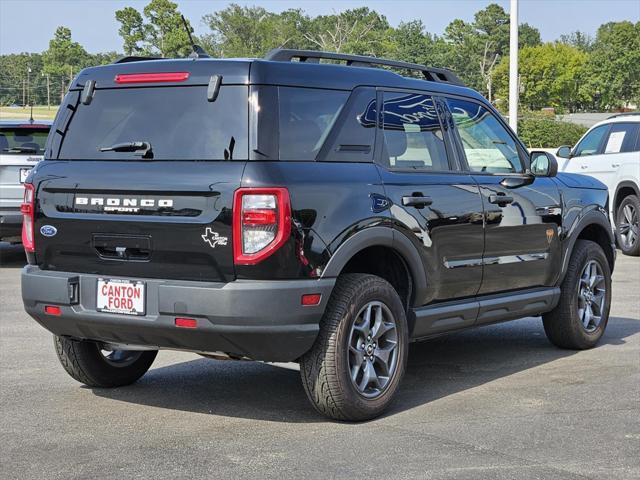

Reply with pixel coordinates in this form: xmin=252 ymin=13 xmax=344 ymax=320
xmin=607 ymin=112 xmax=639 ymax=119
xmin=113 ymin=56 xmax=162 ymax=64
xmin=264 ymin=49 xmax=464 ymax=86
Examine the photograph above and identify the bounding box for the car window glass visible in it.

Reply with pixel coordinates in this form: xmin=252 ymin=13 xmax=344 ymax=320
xmin=446 ymin=98 xmax=523 ymax=173
xmin=57 ymin=86 xmax=248 ymax=160
xmin=278 ymin=87 xmax=348 ymax=161
xmin=574 ymin=125 xmax=608 ymax=157
xmin=0 ymin=127 xmax=49 ymax=155
xmin=380 ymin=92 xmax=450 ymax=171
xmin=603 ymin=123 xmax=640 ymax=153
xmin=321 ymin=87 xmax=376 ymax=162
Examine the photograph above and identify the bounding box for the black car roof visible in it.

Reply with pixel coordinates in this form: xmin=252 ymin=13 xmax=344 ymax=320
xmin=73 ymin=55 xmax=485 ymax=102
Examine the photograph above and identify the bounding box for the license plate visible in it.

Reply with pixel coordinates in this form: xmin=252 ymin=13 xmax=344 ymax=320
xmin=19 ymin=168 xmax=31 ymax=183
xmin=96 ymin=278 xmax=145 ymax=316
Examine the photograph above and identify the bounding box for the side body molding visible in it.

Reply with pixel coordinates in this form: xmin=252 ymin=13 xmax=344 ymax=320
xmin=321 ymin=226 xmax=428 ymax=307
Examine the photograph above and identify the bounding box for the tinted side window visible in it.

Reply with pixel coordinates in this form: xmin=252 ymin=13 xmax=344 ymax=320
xmin=320 ymin=87 xmax=376 ymax=162
xmin=278 ymin=87 xmax=348 ymax=161
xmin=380 ymin=92 xmax=450 ymax=171
xmin=574 ymin=125 xmax=608 ymax=157
xmin=447 ymin=98 xmax=523 ymax=173
xmin=603 ymin=122 xmax=640 ymax=153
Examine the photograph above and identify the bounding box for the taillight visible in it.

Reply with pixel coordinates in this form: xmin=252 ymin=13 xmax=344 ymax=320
xmin=233 ymin=188 xmax=291 ymax=265
xmin=21 ymin=183 xmax=35 ymax=253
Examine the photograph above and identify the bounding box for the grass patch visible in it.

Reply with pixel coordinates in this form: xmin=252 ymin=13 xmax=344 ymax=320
xmin=0 ymin=105 xmax=59 ymax=121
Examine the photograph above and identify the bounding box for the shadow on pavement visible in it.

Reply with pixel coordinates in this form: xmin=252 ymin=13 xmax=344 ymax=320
xmin=90 ymin=315 xmax=640 ymax=423
xmin=0 ymin=242 xmax=26 ymax=268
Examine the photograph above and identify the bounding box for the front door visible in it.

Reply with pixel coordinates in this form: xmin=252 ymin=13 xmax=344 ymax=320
xmin=376 ymin=90 xmax=485 ymax=305
xmin=445 ymin=96 xmax=563 ymax=296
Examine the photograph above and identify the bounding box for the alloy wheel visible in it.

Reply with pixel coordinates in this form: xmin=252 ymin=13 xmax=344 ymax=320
xmin=577 ymin=260 xmax=607 ymax=333
xmin=618 ymin=203 xmax=639 ymax=249
xmin=347 ymin=301 xmax=399 ymax=398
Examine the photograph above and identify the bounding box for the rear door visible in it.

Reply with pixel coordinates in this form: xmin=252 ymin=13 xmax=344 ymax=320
xmin=34 ymin=77 xmax=249 ymax=283
xmin=446 ymin=96 xmax=562 ymax=296
xmin=375 ymin=90 xmax=485 ymax=305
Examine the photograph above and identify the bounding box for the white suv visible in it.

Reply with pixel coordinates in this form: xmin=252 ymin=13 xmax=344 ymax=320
xmin=557 ymin=113 xmax=640 ymax=256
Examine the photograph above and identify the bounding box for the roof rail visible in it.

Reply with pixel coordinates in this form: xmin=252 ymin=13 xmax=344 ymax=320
xmin=113 ymin=56 xmax=162 ymax=64
xmin=264 ymin=49 xmax=464 ymax=86
xmin=607 ymin=112 xmax=639 ymax=119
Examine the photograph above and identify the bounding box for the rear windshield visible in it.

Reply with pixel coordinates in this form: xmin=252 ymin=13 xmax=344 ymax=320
xmin=56 ymin=86 xmax=248 ymax=160
xmin=0 ymin=126 xmax=49 ymax=155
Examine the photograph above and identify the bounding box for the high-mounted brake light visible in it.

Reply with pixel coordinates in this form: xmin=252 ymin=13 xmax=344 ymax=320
xmin=21 ymin=183 xmax=35 ymax=253
xmin=114 ymin=72 xmax=190 ymax=84
xmin=233 ymin=188 xmax=291 ymax=265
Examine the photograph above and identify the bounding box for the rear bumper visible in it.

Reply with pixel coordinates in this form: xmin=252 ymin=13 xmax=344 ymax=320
xmin=21 ymin=266 xmax=335 ymax=362
xmin=0 ymin=209 xmax=22 ymax=241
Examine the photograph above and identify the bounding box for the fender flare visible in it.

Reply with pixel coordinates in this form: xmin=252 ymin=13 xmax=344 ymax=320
xmin=613 ymin=181 xmax=639 ymax=216
xmin=560 ymin=209 xmax=615 ymax=283
xmin=321 ymin=226 xmax=428 ymax=306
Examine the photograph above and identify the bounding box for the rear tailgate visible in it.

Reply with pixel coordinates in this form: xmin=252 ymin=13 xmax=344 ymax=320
xmin=33 ymin=161 xmax=242 ymax=282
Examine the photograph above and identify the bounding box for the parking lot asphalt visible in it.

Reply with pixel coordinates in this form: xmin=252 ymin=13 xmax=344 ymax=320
xmin=1 ymin=242 xmax=638 ymax=480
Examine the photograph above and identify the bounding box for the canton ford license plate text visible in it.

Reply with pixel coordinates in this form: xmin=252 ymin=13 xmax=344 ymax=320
xmin=97 ymin=278 xmax=145 ymax=315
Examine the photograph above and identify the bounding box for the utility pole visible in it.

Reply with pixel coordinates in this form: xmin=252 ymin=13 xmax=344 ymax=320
xmin=27 ymin=67 xmax=31 ymax=107
xmin=509 ymin=0 xmax=519 ymax=133
xmin=46 ymin=74 xmax=51 ymax=110
xmin=22 ymin=77 xmax=26 ymax=106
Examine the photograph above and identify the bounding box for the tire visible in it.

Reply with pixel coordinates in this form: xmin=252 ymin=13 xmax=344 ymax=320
xmin=54 ymin=336 xmax=157 ymax=388
xmin=300 ymin=273 xmax=408 ymax=421
xmin=542 ymin=240 xmax=612 ymax=350
xmin=615 ymin=194 xmax=640 ymax=256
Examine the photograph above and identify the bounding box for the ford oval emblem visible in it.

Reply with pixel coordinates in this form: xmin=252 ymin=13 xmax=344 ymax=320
xmin=40 ymin=225 xmax=57 ymax=237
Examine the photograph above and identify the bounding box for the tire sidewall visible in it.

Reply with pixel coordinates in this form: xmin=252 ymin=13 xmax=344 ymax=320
xmin=334 ymin=278 xmax=408 ymax=419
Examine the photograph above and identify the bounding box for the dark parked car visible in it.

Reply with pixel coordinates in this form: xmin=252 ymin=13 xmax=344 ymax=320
xmin=21 ymin=50 xmax=615 ymax=421
xmin=0 ymin=120 xmax=51 ymax=243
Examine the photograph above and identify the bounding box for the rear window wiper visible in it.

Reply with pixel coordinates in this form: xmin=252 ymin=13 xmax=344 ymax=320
xmin=99 ymin=141 xmax=153 ymax=158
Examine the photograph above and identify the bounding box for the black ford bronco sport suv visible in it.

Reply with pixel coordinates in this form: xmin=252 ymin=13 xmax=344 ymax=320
xmin=21 ymin=49 xmax=615 ymax=421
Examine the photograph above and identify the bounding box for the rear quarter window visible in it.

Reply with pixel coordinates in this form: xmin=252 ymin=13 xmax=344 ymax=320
xmin=278 ymin=87 xmax=349 ymax=161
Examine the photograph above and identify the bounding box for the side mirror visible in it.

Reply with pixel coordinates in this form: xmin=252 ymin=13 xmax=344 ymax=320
xmin=530 ymin=151 xmax=558 ymax=177
xmin=556 ymin=145 xmax=572 ymax=158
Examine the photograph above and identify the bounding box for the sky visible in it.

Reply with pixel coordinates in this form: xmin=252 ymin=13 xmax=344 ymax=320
xmin=1 ymin=0 xmax=639 ymax=54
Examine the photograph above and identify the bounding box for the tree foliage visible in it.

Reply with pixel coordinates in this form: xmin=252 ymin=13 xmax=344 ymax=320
xmin=518 ymin=113 xmax=587 ymax=148
xmin=115 ymin=0 xmax=193 ymax=57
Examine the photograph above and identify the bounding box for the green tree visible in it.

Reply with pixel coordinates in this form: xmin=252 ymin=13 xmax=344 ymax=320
xmin=581 ymin=21 xmax=640 ymax=109
xmin=202 ymin=5 xmax=311 ymax=57
xmin=493 ymin=43 xmax=587 ymax=112
xmin=442 ymin=3 xmax=541 ymax=100
xmin=115 ymin=0 xmax=194 ymax=58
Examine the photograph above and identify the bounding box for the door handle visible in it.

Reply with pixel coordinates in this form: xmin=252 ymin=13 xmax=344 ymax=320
xmin=612 ymin=163 xmax=620 ymax=168
xmin=402 ymin=195 xmax=433 ymax=208
xmin=488 ymin=194 xmax=514 ymax=206
xmin=580 ymin=165 xmax=588 ymax=169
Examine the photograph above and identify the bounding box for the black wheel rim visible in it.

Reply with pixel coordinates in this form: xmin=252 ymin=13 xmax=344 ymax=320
xmin=347 ymin=301 xmax=399 ymax=399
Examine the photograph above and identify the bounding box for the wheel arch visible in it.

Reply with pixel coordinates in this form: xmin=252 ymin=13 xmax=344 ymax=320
xmin=613 ymin=181 xmax=639 ymax=222
xmin=560 ymin=210 xmax=615 ymax=283
xmin=321 ymin=226 xmax=428 ymax=312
